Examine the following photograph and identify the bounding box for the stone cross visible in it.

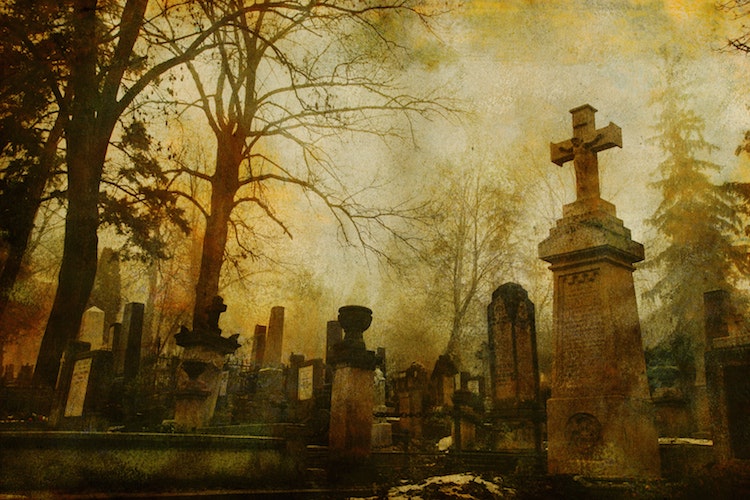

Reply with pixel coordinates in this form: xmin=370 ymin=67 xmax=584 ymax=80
xmin=550 ymin=104 xmax=622 ymax=201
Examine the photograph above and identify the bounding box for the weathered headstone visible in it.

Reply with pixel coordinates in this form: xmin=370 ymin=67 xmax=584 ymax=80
xmin=263 ymin=306 xmax=284 ymax=367
xmin=488 ymin=283 xmax=540 ymax=406
xmin=78 ymin=307 xmax=106 ymax=349
xmin=539 ymin=105 xmax=660 ymax=478
xmin=251 ymin=325 xmax=267 ymax=368
xmin=173 ymin=296 xmax=240 ymax=431
xmin=430 ymin=354 xmax=457 ymax=410
xmin=52 ymin=343 xmax=113 ymax=430
xmin=485 ymin=283 xmax=544 ymax=453
xmin=113 ymin=302 xmax=145 ymax=381
xmin=395 ymin=363 xmax=428 ymax=440
xmin=704 ymin=289 xmax=750 ymax=461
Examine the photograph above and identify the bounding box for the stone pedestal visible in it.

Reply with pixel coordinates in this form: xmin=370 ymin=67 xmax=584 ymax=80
xmin=539 ymin=198 xmax=660 ymax=478
xmin=328 ymin=306 xmax=376 ymax=460
xmin=173 ymin=327 xmax=240 ymax=432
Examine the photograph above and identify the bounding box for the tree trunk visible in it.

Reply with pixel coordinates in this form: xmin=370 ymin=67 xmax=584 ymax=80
xmin=33 ymin=0 xmax=105 ymax=388
xmin=0 ymin=115 xmax=65 ymax=334
xmin=192 ymin=135 xmax=243 ymax=332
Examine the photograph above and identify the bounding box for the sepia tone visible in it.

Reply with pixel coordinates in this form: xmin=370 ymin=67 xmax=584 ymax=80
xmin=2 ymin=1 xmax=750 ymax=498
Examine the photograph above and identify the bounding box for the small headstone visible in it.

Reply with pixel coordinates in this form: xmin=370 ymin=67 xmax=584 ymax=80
xmin=251 ymin=325 xmax=267 ymax=367
xmin=263 ymin=306 xmax=284 ymax=367
xmin=78 ymin=307 xmax=105 ymax=349
xmin=113 ymin=302 xmax=145 ymax=381
xmin=298 ymin=364 xmax=314 ymax=401
xmin=64 ymin=358 xmax=92 ymax=418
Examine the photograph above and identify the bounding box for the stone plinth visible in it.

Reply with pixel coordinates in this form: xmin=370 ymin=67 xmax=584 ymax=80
xmin=539 ymin=198 xmax=660 ymax=478
xmin=328 ymin=306 xmax=376 ymax=461
xmin=173 ymin=327 xmax=240 ymax=431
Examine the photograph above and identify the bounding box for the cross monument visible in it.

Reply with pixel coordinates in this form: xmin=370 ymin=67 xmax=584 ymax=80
xmin=550 ymin=104 xmax=622 ymax=201
xmin=539 ymin=104 xmax=661 ymax=479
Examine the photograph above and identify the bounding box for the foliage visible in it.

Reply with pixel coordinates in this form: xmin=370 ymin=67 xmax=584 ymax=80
xmin=420 ymin=164 xmax=521 ymax=372
xmin=147 ymin=0 xmax=456 ymax=330
xmin=643 ymin=57 xmax=748 ymax=372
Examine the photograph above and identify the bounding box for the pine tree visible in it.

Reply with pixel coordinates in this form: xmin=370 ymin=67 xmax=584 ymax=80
xmin=644 ymin=59 xmax=747 ymax=389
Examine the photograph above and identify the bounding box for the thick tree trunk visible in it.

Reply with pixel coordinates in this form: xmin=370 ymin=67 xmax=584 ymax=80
xmin=192 ymin=136 xmax=243 ymax=332
xmin=33 ymin=0 xmax=104 ymax=388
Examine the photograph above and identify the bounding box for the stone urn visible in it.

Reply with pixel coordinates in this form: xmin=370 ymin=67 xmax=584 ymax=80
xmin=338 ymin=305 xmax=372 ymax=345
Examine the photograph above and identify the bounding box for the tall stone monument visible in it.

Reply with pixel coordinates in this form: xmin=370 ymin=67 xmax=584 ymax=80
xmin=328 ymin=306 xmax=376 ymax=461
xmin=539 ymin=105 xmax=660 ymax=478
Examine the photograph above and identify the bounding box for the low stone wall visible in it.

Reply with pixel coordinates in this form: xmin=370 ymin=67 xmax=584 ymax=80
xmin=0 ymin=431 xmax=301 ymax=494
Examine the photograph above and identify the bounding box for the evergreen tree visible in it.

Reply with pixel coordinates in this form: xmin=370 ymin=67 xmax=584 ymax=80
xmin=644 ymin=59 xmax=748 ymax=388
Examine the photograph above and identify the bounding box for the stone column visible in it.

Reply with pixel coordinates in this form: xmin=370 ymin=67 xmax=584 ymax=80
xmin=328 ymin=306 xmax=376 ymax=461
xmin=539 ymin=198 xmax=660 ymax=479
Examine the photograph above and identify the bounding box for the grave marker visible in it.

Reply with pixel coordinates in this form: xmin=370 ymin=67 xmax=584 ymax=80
xmin=540 ymin=105 xmax=660 ymax=478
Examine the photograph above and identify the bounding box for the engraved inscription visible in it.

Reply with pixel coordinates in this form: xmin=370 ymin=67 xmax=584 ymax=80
xmin=491 ymin=302 xmax=515 ymax=387
xmin=559 ymin=269 xmax=606 ymax=385
xmin=64 ymin=358 xmax=92 ymax=418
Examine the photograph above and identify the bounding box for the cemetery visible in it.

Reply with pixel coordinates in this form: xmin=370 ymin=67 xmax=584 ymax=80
xmin=8 ymin=3 xmax=750 ymax=500
xmin=1 ymin=103 xmax=749 ymax=498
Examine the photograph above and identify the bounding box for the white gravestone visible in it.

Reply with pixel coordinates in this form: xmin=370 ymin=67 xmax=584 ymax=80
xmin=298 ymin=365 xmax=314 ymax=401
xmin=78 ymin=307 xmax=105 ymax=349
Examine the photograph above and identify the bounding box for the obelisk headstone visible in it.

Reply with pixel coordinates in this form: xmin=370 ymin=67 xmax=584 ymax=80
xmin=251 ymin=325 xmax=266 ymax=368
xmin=539 ymin=105 xmax=660 ymax=478
xmin=113 ymin=302 xmax=144 ymax=381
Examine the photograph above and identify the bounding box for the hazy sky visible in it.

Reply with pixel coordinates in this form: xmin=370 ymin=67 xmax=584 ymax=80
xmin=10 ymin=0 xmax=750 ymax=372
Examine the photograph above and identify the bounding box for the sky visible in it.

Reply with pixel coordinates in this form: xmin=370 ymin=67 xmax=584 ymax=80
xmin=239 ymin=0 xmax=750 ymax=369
xmin=8 ymin=0 xmax=750 ymax=374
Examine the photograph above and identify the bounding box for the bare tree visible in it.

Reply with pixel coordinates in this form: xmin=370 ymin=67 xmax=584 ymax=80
xmin=421 ymin=163 xmax=522 ymax=371
xmin=31 ymin=0 xmax=248 ymax=388
xmin=149 ymin=0 xmax=455 ymax=331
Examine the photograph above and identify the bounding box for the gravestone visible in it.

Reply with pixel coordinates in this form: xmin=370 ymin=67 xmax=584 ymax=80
xmin=486 ymin=283 xmax=544 ymax=453
xmin=488 ymin=283 xmax=540 ymax=406
xmin=173 ymin=296 xmax=240 ymax=431
xmin=704 ymin=289 xmax=750 ymax=462
xmin=430 ymin=354 xmax=458 ymax=410
xmin=113 ymin=302 xmax=145 ymax=381
xmin=51 ymin=342 xmax=113 ymax=430
xmin=251 ymin=325 xmax=267 ymax=368
xmin=264 ymin=306 xmax=284 ymax=367
xmin=78 ymin=307 xmax=106 ymax=349
xmin=395 ymin=362 xmax=428 ymax=441
xmin=539 ymin=105 xmax=660 ymax=478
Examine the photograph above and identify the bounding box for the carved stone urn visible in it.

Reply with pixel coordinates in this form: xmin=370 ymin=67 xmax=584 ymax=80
xmin=338 ymin=305 xmax=372 ymax=346
xmin=328 ymin=305 xmax=375 ymax=369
